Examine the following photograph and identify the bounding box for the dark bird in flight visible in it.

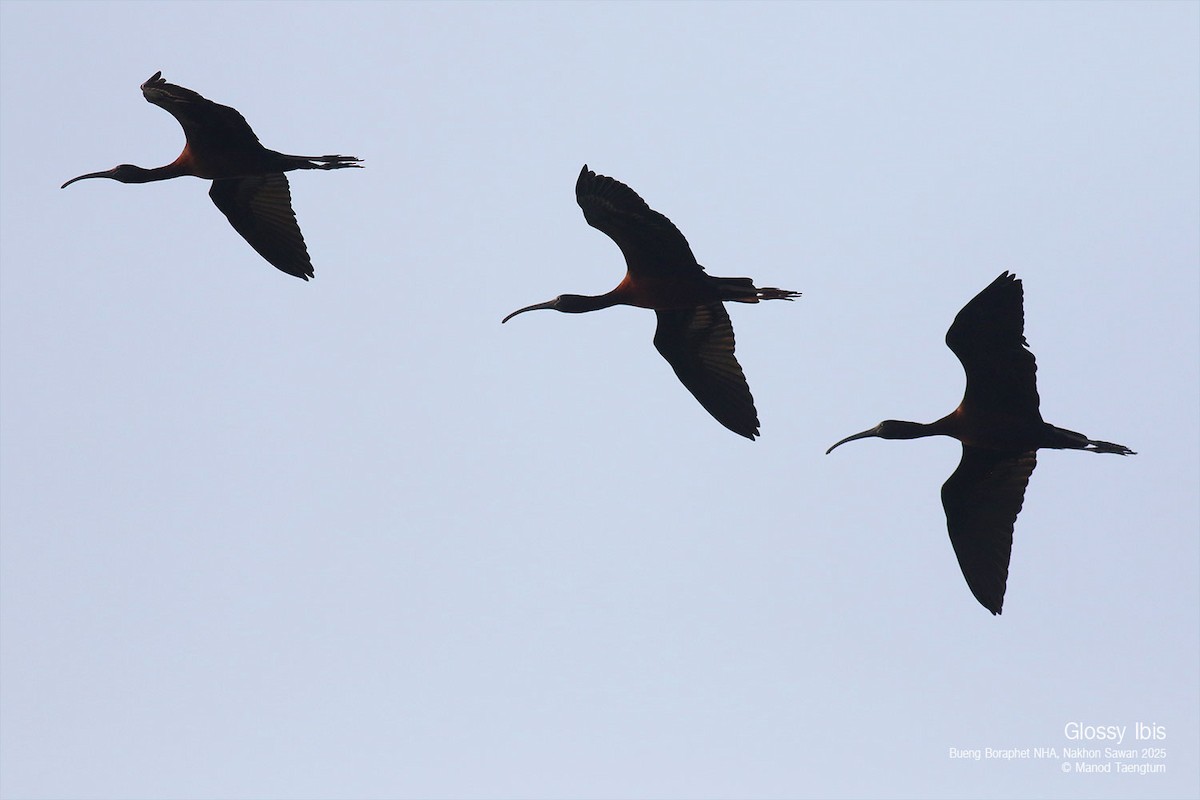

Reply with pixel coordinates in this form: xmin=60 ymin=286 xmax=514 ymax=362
xmin=503 ymin=165 xmax=800 ymax=439
xmin=61 ymin=71 xmax=361 ymax=280
xmin=826 ymin=272 xmax=1134 ymax=614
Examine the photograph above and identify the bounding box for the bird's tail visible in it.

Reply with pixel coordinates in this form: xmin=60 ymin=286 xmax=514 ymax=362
xmin=716 ymin=277 xmax=801 ymax=303
xmin=1051 ymin=425 xmax=1136 ymax=455
xmin=282 ymin=154 xmax=364 ymax=171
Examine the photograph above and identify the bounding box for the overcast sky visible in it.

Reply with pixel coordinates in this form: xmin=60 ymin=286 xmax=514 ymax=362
xmin=1 ymin=2 xmax=1197 ymax=799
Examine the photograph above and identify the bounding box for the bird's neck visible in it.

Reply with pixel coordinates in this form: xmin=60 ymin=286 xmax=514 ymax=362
xmin=925 ymin=414 xmax=963 ymax=438
xmin=892 ymin=417 xmax=960 ymax=440
xmin=557 ymin=291 xmax=627 ymax=313
xmin=119 ymin=162 xmax=193 ymax=183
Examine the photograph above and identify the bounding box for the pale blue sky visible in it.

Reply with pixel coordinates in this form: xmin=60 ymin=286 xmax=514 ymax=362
xmin=1 ymin=2 xmax=1197 ymax=798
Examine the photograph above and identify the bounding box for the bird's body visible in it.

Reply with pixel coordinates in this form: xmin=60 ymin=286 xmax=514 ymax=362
xmin=503 ymin=165 xmax=799 ymax=440
xmin=826 ymin=272 xmax=1133 ymax=615
xmin=61 ymin=71 xmax=361 ymax=280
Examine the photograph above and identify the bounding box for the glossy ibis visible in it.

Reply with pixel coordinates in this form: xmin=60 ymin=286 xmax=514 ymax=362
xmin=826 ymin=272 xmax=1134 ymax=614
xmin=503 ymin=165 xmax=800 ymax=439
xmin=61 ymin=71 xmax=361 ymax=280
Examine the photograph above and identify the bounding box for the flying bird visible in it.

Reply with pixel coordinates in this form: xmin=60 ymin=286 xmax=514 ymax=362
xmin=503 ymin=165 xmax=800 ymax=439
xmin=61 ymin=71 xmax=361 ymax=280
xmin=826 ymin=272 xmax=1134 ymax=614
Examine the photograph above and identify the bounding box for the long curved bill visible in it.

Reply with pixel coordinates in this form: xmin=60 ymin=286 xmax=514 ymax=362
xmin=61 ymin=170 xmax=113 ymax=189
xmin=825 ymin=426 xmax=881 ymax=455
xmin=502 ymin=299 xmax=557 ymax=324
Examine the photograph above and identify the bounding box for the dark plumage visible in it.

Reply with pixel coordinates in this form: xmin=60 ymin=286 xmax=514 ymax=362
xmin=827 ymin=272 xmax=1134 ymax=614
xmin=62 ymin=71 xmax=361 ymax=279
xmin=503 ymin=165 xmax=799 ymax=439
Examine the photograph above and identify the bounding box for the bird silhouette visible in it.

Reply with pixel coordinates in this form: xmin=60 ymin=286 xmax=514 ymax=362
xmin=503 ymin=165 xmax=799 ymax=439
xmin=826 ymin=272 xmax=1134 ymax=614
xmin=62 ymin=71 xmax=361 ymax=280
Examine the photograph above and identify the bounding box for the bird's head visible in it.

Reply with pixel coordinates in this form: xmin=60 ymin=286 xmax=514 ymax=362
xmin=502 ymin=294 xmax=593 ymax=323
xmin=825 ymin=420 xmax=926 ymax=454
xmin=61 ymin=165 xmax=149 ymax=188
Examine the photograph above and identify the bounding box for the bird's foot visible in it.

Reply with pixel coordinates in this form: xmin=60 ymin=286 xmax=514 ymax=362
xmin=315 ymin=155 xmax=363 ymax=169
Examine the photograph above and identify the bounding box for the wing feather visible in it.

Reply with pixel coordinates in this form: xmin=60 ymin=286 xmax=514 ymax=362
xmin=140 ymin=71 xmax=263 ymax=154
xmin=653 ymin=303 xmax=759 ymax=439
xmin=945 ymin=272 xmax=1041 ymax=419
xmin=575 ymin=165 xmax=701 ymax=280
xmin=208 ymin=174 xmax=313 ymax=280
xmin=941 ymin=446 xmax=1037 ymax=614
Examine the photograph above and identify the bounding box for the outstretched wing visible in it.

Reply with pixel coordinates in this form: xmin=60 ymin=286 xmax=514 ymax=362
xmin=941 ymin=446 xmax=1037 ymax=615
xmin=945 ymin=271 xmax=1041 ymax=420
xmin=653 ymin=303 xmax=759 ymax=439
xmin=140 ymin=71 xmax=263 ymax=154
xmin=208 ymin=174 xmax=313 ymax=280
xmin=575 ymin=165 xmax=701 ymax=280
